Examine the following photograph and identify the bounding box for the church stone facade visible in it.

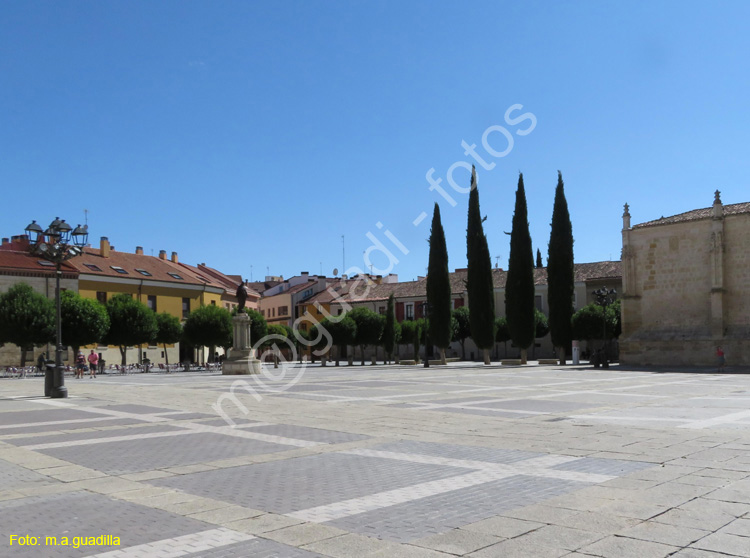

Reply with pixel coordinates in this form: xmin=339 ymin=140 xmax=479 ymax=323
xmin=620 ymin=192 xmax=750 ymax=366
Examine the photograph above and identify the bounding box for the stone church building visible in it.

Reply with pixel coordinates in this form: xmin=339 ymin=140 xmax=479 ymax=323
xmin=620 ymin=192 xmax=750 ymax=366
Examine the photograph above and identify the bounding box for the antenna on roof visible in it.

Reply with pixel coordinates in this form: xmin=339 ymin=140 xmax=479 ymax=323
xmin=84 ymin=209 xmax=88 ymax=226
xmin=342 ymin=235 xmax=345 ymax=274
xmin=495 ymin=255 xmax=501 ymax=268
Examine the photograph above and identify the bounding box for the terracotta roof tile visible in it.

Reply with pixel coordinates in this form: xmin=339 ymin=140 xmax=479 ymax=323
xmin=633 ymin=201 xmax=750 ymax=229
xmin=0 ymin=250 xmax=78 ymax=276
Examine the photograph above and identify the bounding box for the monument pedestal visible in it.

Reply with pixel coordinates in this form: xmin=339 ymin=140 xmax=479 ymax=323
xmin=223 ymin=313 xmax=261 ymax=375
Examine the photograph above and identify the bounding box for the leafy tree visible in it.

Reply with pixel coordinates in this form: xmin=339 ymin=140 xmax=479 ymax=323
xmin=400 ymin=319 xmax=420 ymax=362
xmin=505 ymin=173 xmax=536 ymax=364
xmin=154 ymin=312 xmax=182 ymax=367
xmin=572 ymin=302 xmax=620 ymax=341
xmin=0 ymin=283 xmax=54 ymax=366
xmin=103 ymin=294 xmax=158 ymax=366
xmin=427 ymin=203 xmax=452 ymax=365
xmin=536 ymin=249 xmax=543 ymax=268
xmin=547 ymin=171 xmax=575 ymax=364
xmin=535 ymin=309 xmax=550 ymax=339
xmin=495 ymin=316 xmax=511 ymax=358
xmin=235 ymin=307 xmax=268 ymax=347
xmin=323 ymin=316 xmax=357 ymax=365
xmin=183 ymin=305 xmax=232 ymax=363
xmin=382 ymin=294 xmax=396 ymax=363
xmin=348 ymin=306 xmax=384 ymax=365
xmin=466 ymin=166 xmax=496 ymax=365
xmin=60 ymin=290 xmax=110 ymax=357
xmin=451 ymin=306 xmax=471 ymax=360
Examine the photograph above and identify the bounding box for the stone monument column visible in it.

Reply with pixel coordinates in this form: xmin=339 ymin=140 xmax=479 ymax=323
xmin=709 ymin=190 xmax=725 ymax=340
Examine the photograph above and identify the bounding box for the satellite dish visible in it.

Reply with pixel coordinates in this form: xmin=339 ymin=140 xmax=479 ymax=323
xmin=332 ymin=268 xmax=339 ymax=277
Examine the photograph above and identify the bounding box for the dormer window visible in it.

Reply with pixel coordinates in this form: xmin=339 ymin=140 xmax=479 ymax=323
xmin=84 ymin=263 xmax=103 ymax=272
xmin=168 ymin=272 xmax=183 ymax=280
xmin=135 ymin=269 xmax=152 ymax=276
xmin=110 ymin=266 xmax=128 ymax=274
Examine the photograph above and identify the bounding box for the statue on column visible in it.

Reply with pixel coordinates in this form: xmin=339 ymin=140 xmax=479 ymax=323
xmin=236 ymin=280 xmax=248 ymax=311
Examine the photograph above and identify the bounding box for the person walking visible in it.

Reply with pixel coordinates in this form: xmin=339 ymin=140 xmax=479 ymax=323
xmin=75 ymin=352 xmax=86 ymax=379
xmin=87 ymin=350 xmax=99 ymax=378
xmin=716 ymin=346 xmax=725 ymax=372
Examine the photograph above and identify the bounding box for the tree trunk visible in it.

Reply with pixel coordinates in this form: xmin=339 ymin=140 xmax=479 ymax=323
xmin=460 ymin=341 xmax=466 ymax=360
xmin=360 ymin=345 xmax=365 ymax=366
xmin=439 ymin=347 xmax=447 ymax=365
xmin=119 ymin=346 xmax=127 ymax=366
xmin=520 ymin=348 xmax=528 ymax=364
xmin=483 ymin=348 xmax=490 ymax=365
xmin=20 ymin=346 xmax=28 ymax=367
xmin=335 ymin=345 xmax=340 ymax=366
xmin=557 ymin=346 xmax=567 ymax=365
xmin=163 ymin=343 xmax=170 ymax=366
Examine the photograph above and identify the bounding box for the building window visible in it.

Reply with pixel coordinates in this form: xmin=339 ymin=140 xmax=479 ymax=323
xmin=168 ymin=272 xmax=183 ymax=280
xmin=96 ymin=291 xmax=107 ymax=304
xmin=378 ymin=306 xmax=386 ymax=314
xmin=405 ymin=303 xmax=414 ymax=320
xmin=135 ymin=269 xmax=152 ymax=276
xmin=147 ymin=295 xmax=157 ymax=312
xmin=84 ymin=263 xmax=103 ymax=272
xmin=261 ymin=309 xmax=265 ymax=316
xmin=535 ymin=295 xmax=543 ymax=311
xmin=182 ymin=297 xmax=190 ymax=319
xmin=337 ymin=308 xmax=343 ymax=316
xmin=210 ymin=300 xmax=216 ymax=306
xmin=110 ymin=266 xmax=128 ymax=274
xmin=278 ymin=306 xmax=288 ymax=316
xmin=37 ymin=260 xmax=55 ymax=267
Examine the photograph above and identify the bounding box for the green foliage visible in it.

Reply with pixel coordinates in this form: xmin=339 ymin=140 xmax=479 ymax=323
xmin=0 ymin=283 xmax=54 ymax=364
xmin=572 ymin=302 xmax=620 ymax=341
xmin=325 ymin=316 xmax=357 ymax=349
xmin=536 ymin=248 xmax=543 ymax=268
xmin=495 ymin=316 xmax=511 ymax=343
xmin=60 ymin=290 xmax=110 ymax=353
xmin=154 ymin=312 xmax=182 ymax=366
xmin=547 ymin=171 xmax=575 ymax=350
xmin=451 ymin=306 xmax=471 ymax=353
xmin=427 ymin=203 xmax=453 ymax=350
xmin=535 ymin=309 xmax=550 ymax=338
xmin=182 ymin=304 xmax=233 ymax=350
xmin=466 ymin=167 xmax=495 ymax=351
xmin=236 ymin=307 xmax=268 ymax=346
xmin=505 ymin=173 xmax=536 ymax=352
xmin=103 ymin=294 xmax=158 ymax=365
xmin=382 ymin=294 xmax=396 ymax=358
xmin=347 ymin=306 xmax=384 ymax=364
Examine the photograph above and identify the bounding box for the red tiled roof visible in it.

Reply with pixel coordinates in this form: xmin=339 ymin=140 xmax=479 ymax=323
xmin=633 ymin=202 xmax=750 ymax=229
xmin=0 ymin=250 xmax=78 ymax=276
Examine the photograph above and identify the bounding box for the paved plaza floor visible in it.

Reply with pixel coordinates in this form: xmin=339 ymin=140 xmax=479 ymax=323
xmin=1 ymin=362 xmax=750 ymax=557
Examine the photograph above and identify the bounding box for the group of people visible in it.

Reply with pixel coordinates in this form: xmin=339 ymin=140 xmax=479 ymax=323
xmin=75 ymin=350 xmax=104 ymax=378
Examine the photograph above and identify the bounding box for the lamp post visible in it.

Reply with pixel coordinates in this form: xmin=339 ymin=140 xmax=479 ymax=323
xmin=592 ymin=286 xmax=617 ymax=369
xmin=25 ymin=218 xmax=88 ymax=398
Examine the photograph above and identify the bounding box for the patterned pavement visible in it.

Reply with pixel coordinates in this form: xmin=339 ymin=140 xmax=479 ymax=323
xmin=1 ymin=362 xmax=750 ymax=556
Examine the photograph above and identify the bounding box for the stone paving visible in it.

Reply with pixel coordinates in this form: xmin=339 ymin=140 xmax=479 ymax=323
xmin=1 ymin=362 xmax=750 ymax=556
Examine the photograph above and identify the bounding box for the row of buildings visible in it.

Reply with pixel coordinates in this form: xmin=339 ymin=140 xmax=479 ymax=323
xmin=1 ymin=190 xmax=747 ymax=367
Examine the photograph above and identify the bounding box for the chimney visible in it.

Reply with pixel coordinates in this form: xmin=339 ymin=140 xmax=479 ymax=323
xmin=100 ymin=237 xmax=110 ymax=258
xmin=135 ymin=246 xmax=144 ymax=255
xmin=2 ymin=238 xmax=9 ymax=246
xmin=159 ymin=250 xmax=167 ymax=260
xmin=171 ymin=251 xmax=178 ymax=263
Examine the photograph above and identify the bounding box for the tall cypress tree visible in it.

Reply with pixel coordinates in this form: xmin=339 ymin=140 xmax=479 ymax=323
xmin=536 ymin=249 xmax=543 ymax=268
xmin=505 ymin=172 xmax=536 ymax=364
xmin=427 ymin=203 xmax=452 ymax=365
xmin=466 ymin=166 xmax=495 ymax=365
xmin=382 ymin=293 xmax=396 ymax=363
xmin=547 ymin=171 xmax=574 ymax=364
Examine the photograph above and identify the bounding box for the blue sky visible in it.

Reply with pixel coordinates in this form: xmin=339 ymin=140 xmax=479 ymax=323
xmin=2 ymin=1 xmax=749 ymax=283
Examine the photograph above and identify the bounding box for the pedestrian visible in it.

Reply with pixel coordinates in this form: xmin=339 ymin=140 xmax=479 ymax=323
xmin=716 ymin=346 xmax=725 ymax=372
xmin=75 ymin=351 xmax=86 ymax=379
xmin=98 ymin=353 xmax=105 ymax=375
xmin=37 ymin=352 xmax=47 ymax=374
xmin=87 ymin=349 xmax=99 ymax=378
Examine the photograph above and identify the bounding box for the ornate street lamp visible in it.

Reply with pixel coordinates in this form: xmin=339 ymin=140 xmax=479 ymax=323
xmin=592 ymin=286 xmax=617 ymax=369
xmin=25 ymin=218 xmax=89 ymax=398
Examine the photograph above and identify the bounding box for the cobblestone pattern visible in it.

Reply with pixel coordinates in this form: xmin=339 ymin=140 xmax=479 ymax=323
xmin=0 ymin=458 xmax=59 ymax=489
xmin=0 ymin=491 xmax=211 ymax=557
xmin=149 ymin=453 xmax=469 ymax=513
xmin=551 ymin=456 xmax=654 ymax=475
xmin=39 ymin=432 xmax=291 ymax=474
xmin=0 ymin=409 xmax=110 ymax=425
xmin=328 ymin=474 xmax=587 ymax=542
xmin=242 ymin=424 xmax=369 ymax=444
xmin=476 ymin=399 xmax=587 ymax=413
xmin=6 ymin=424 xmax=183 ymax=446
xmin=179 ymin=538 xmax=323 ymax=558
xmin=0 ymin=417 xmax=142 ymax=436
xmin=371 ymin=441 xmax=545 ymax=464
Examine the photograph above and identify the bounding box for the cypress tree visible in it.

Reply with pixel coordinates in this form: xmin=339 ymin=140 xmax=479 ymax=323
xmin=427 ymin=203 xmax=452 ymax=365
xmin=505 ymin=172 xmax=535 ymax=364
xmin=382 ymin=293 xmax=396 ymax=363
xmin=536 ymin=249 xmax=543 ymax=268
xmin=466 ymin=166 xmax=495 ymax=365
xmin=547 ymin=171 xmax=575 ymax=364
